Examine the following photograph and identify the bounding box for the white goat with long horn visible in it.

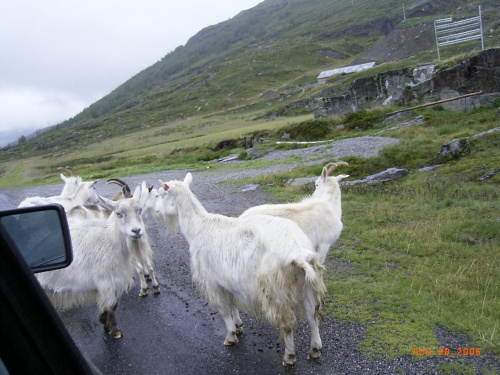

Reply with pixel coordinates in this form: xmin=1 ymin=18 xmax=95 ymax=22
xmin=240 ymin=161 xmax=349 ymax=264
xmin=19 ymin=179 xmax=99 ymax=211
xmin=58 ymin=166 xmax=82 ymax=197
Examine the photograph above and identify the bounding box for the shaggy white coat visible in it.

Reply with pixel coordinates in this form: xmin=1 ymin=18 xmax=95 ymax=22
xmin=36 ymin=190 xmax=145 ymax=338
xmin=66 ymin=181 xmax=161 ymax=297
xmin=158 ymin=173 xmax=326 ymax=366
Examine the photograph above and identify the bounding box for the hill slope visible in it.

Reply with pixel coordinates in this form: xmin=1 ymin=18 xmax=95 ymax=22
xmin=1 ymin=0 xmax=499 ymax=161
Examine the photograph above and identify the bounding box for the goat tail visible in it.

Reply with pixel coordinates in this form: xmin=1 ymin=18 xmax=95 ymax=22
xmin=257 ymin=252 xmax=326 ymax=328
xmin=294 ymin=255 xmax=322 ymax=285
xmin=295 ymin=255 xmax=327 ymax=320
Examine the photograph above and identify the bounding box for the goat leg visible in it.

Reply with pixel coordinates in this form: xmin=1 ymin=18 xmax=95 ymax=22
xmin=99 ymin=304 xmax=122 ymax=339
xmin=107 ymin=304 xmax=122 ymax=339
xmin=281 ymin=326 xmax=297 ymax=367
xmin=145 ymin=264 xmax=160 ymax=294
xmin=219 ymin=306 xmax=238 ymax=346
xmin=135 ymin=262 xmax=149 ymax=297
xmin=304 ymin=287 xmax=323 ymax=360
xmin=229 ymin=298 xmax=243 ymax=335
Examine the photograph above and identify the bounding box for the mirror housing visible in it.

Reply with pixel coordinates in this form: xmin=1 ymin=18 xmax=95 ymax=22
xmin=0 ymin=204 xmax=73 ymax=273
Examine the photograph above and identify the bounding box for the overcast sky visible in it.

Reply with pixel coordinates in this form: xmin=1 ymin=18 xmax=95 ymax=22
xmin=0 ymin=0 xmax=263 ymax=146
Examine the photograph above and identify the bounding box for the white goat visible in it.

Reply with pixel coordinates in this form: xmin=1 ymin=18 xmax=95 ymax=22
xmin=58 ymin=166 xmax=82 ymax=197
xmin=67 ymin=179 xmax=161 ymax=297
xmin=126 ymin=181 xmax=161 ymax=296
xmin=157 ymin=173 xmax=326 ymax=367
xmin=65 ymin=178 xmax=132 ymax=221
xmin=36 ymin=187 xmax=146 ymax=338
xmin=240 ymin=161 xmax=349 ymax=264
xmin=19 ymin=179 xmax=100 ymax=211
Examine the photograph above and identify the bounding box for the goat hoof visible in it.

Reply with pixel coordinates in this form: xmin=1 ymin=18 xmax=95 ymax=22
xmin=139 ymin=288 xmax=148 ymax=297
xmin=111 ymin=331 xmax=122 ymax=339
xmin=224 ymin=335 xmax=238 ymax=346
xmin=282 ymin=354 xmax=296 ymax=367
xmin=308 ymin=347 xmax=322 ymax=360
xmin=153 ymin=286 xmax=160 ymax=294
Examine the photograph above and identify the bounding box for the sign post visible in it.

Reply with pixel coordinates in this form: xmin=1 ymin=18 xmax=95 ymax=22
xmin=434 ymin=6 xmax=484 ymax=61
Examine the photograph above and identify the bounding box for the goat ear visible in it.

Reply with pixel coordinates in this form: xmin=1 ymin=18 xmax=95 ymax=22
xmin=133 ymin=184 xmax=143 ymax=199
xmin=60 ymin=173 xmax=68 ymax=182
xmin=321 ymin=167 xmax=328 ymax=181
xmin=184 ymin=173 xmax=193 ymax=186
xmin=159 ymin=179 xmax=167 ymax=191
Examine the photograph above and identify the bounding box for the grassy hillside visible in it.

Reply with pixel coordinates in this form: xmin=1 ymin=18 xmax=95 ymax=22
xmin=2 ymin=0 xmax=499 ymax=170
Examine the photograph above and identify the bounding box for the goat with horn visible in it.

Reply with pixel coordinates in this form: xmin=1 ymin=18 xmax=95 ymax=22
xmin=241 ymin=161 xmax=349 ymax=264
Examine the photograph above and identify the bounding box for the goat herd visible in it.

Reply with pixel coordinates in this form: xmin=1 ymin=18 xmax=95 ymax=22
xmin=19 ymin=162 xmax=349 ymax=367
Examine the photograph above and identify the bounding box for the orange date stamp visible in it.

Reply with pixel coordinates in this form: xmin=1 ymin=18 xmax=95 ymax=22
xmin=412 ymin=347 xmax=481 ymax=356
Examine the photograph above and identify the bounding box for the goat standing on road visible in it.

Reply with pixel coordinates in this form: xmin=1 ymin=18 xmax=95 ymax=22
xmin=36 ymin=186 xmax=146 ymax=338
xmin=57 ymin=166 xmax=82 ymax=197
xmin=157 ymin=173 xmax=326 ymax=367
xmin=67 ymin=179 xmax=161 ymax=297
xmin=240 ymin=161 xmax=349 ymax=264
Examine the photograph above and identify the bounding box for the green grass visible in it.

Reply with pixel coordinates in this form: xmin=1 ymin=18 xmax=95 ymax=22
xmin=236 ymin=106 xmax=500 ymax=363
xmin=329 ymin=172 xmax=499 ymax=359
xmin=0 ymin=113 xmax=314 ymax=188
xmin=0 ymin=161 xmax=28 ymax=188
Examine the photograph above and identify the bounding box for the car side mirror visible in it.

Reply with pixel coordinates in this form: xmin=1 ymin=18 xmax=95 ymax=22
xmin=0 ymin=204 xmax=73 ymax=273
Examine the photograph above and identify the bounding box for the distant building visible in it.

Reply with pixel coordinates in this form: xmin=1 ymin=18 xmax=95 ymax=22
xmin=317 ymin=62 xmax=376 ymax=84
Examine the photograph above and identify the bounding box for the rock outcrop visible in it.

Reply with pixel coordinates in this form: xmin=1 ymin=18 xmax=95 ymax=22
xmin=342 ymin=168 xmax=409 ymax=186
xmin=313 ymin=48 xmax=500 ymax=118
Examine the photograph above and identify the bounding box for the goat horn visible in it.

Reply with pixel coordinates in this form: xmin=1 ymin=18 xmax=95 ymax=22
xmin=325 ymin=161 xmax=349 ymax=176
xmin=106 ymin=178 xmax=132 ymax=196
xmin=65 ymin=166 xmax=77 ymax=177
xmin=57 ymin=167 xmax=71 ymax=176
xmin=148 ymin=185 xmax=154 ymax=193
xmin=106 ymin=178 xmax=127 ymax=187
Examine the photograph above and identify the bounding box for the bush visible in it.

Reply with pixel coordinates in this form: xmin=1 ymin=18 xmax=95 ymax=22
xmin=276 ymin=119 xmax=336 ymax=141
xmin=342 ymin=109 xmax=386 ymax=130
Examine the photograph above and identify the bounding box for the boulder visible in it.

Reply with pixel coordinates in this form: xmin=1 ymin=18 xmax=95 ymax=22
xmin=436 ymin=127 xmax=500 ymax=162
xmin=377 ymin=115 xmax=424 ymax=134
xmin=343 ymin=168 xmax=409 ymax=185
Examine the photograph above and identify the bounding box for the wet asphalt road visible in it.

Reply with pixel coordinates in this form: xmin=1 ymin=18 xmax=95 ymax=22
xmin=2 ymin=164 xmax=499 ymax=375
xmin=2 ymin=167 xmax=343 ymax=375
